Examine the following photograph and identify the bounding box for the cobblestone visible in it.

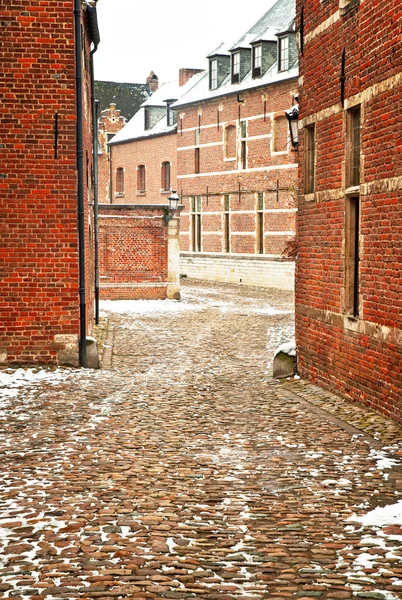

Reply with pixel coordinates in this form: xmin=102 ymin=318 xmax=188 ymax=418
xmin=0 ymin=280 xmax=402 ymax=599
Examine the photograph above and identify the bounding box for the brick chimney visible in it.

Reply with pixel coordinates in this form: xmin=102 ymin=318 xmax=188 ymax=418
xmin=179 ymin=68 xmax=204 ymax=87
xmin=146 ymin=71 xmax=159 ymax=93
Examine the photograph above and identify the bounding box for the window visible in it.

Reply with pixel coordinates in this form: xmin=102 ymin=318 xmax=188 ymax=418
xmin=191 ymin=196 xmax=202 ymax=252
xmin=224 ymin=194 xmax=230 ymax=253
xmin=279 ymin=36 xmax=289 ymax=71
xmin=225 ymin=125 xmax=236 ymax=159
xmin=344 ymin=196 xmax=360 ymax=317
xmin=144 ymin=108 xmax=150 ymax=131
xmin=304 ymin=125 xmax=316 ymax=194
xmin=195 ymin=129 xmax=200 ymax=146
xmin=256 ymin=193 xmax=264 ymax=254
xmin=195 ymin=147 xmax=200 ymax=174
xmin=137 ymin=165 xmax=146 ymax=193
xmin=346 ymin=105 xmax=361 ymax=188
xmin=161 ymin=161 xmax=170 ymax=192
xmin=167 ymin=104 xmax=176 ymax=127
xmin=210 ymin=58 xmax=218 ymax=90
xmin=240 ymin=120 xmax=247 ymax=139
xmin=252 ymin=44 xmax=262 ymax=78
xmin=116 ymin=167 xmax=124 ymax=196
xmin=232 ymin=52 xmax=240 ymax=83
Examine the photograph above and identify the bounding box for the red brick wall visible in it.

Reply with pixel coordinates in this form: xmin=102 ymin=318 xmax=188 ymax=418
xmin=110 ymin=133 xmax=177 ymax=205
xmin=176 ymin=80 xmax=298 ymax=256
xmin=296 ymin=0 xmax=402 ymax=419
xmin=0 ymin=1 xmax=95 ymax=365
xmin=98 ymin=205 xmax=169 ymax=300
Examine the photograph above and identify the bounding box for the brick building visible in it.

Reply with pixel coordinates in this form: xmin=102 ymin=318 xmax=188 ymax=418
xmin=98 ymin=103 xmax=127 ymax=204
xmin=174 ymin=0 xmax=298 ymax=290
xmin=108 ymin=70 xmax=202 ymax=205
xmin=0 ymin=0 xmax=100 ymax=367
xmin=296 ymin=0 xmax=402 ymax=417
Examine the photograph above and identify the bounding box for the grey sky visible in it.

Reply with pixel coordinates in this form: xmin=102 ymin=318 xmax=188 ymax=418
xmin=94 ymin=0 xmax=277 ymax=85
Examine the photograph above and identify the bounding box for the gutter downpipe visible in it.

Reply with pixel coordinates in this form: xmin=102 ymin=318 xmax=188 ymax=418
xmin=90 ymin=46 xmax=100 ymax=324
xmin=74 ymin=0 xmax=87 ymax=368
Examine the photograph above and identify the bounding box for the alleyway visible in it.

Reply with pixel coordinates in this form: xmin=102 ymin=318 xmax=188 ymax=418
xmin=1 ymin=280 xmax=402 ymax=600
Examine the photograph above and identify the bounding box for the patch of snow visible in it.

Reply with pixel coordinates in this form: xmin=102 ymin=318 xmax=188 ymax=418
xmin=274 ymin=339 xmax=296 ymax=357
xmin=348 ymin=500 xmax=402 ymax=527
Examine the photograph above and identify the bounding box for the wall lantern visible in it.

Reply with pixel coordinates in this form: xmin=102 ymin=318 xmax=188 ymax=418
xmin=285 ymin=101 xmax=299 ymax=150
xmin=164 ymin=191 xmax=180 ymax=224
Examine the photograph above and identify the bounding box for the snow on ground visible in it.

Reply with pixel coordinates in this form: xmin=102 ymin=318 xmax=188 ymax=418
xmin=348 ymin=500 xmax=402 ymax=527
xmin=0 ymin=367 xmax=79 ymax=401
xmin=99 ymin=286 xmax=293 ymax=318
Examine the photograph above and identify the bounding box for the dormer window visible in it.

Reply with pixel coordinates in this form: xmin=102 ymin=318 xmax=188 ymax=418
xmin=278 ymin=35 xmax=289 ymax=71
xmin=232 ymin=52 xmax=240 ymax=84
xmin=144 ymin=107 xmax=150 ymax=130
xmin=209 ymin=58 xmax=218 ymax=90
xmin=166 ymin=102 xmax=177 ymax=127
xmin=252 ymin=44 xmax=262 ymax=78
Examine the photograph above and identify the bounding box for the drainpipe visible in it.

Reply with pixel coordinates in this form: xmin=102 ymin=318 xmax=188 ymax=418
xmin=90 ymin=41 xmax=100 ymax=324
xmin=74 ymin=0 xmax=87 ymax=368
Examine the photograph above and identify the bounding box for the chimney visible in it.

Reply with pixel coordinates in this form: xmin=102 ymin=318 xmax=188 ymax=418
xmin=179 ymin=68 xmax=204 ymax=87
xmin=146 ymin=71 xmax=159 ymax=93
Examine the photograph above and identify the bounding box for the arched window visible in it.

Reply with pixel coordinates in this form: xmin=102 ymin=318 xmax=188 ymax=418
xmin=161 ymin=162 xmax=171 ymax=192
xmin=116 ymin=167 xmax=124 ymax=195
xmin=137 ymin=165 xmax=146 ymax=193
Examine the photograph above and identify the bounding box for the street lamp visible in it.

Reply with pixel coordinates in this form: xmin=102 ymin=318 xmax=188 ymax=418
xmin=164 ymin=191 xmax=180 ymax=224
xmin=285 ymin=102 xmax=299 ymax=150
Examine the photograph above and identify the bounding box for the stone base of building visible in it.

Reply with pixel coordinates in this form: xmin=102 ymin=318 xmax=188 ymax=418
xmin=99 ymin=282 xmax=180 ymax=301
xmin=180 ymin=253 xmax=295 ymax=291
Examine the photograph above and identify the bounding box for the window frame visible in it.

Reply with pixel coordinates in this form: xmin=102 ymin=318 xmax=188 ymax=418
xmin=231 ymin=51 xmax=240 ymax=84
xmin=346 ymin=105 xmax=361 ymax=189
xmin=252 ymin=44 xmax=262 ymax=78
xmin=209 ymin=58 xmax=218 ymax=90
xmin=115 ymin=167 xmax=124 ymax=196
xmin=137 ymin=164 xmax=146 ymax=194
xmin=161 ymin=161 xmax=171 ymax=192
xmin=278 ymin=35 xmax=289 ymax=72
xmin=144 ymin=107 xmax=150 ymax=131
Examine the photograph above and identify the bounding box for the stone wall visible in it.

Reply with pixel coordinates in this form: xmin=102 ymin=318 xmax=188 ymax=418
xmin=180 ymin=253 xmax=295 ymax=291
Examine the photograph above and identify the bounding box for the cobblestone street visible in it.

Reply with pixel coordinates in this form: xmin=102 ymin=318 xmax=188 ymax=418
xmin=1 ymin=280 xmax=402 ymax=599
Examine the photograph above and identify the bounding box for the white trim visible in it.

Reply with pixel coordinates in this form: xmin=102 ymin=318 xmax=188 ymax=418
xmin=178 ymin=141 xmax=223 ymax=151
xmin=99 ymin=215 xmax=163 ymax=220
xmin=180 ymin=112 xmax=276 ymax=134
xmin=100 ymin=282 xmax=168 ymax=288
xmin=265 ymin=231 xmax=296 ymax=236
xmin=178 ymin=163 xmax=297 ymax=179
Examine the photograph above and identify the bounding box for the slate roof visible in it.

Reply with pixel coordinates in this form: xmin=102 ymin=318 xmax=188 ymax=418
xmin=109 ymin=74 xmax=204 ymax=145
xmin=173 ymin=0 xmax=297 ymax=110
xmin=233 ymin=0 xmax=295 ymax=46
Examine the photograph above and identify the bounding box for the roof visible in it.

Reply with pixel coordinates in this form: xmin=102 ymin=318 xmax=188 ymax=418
xmin=233 ymin=0 xmax=295 ymax=46
xmin=110 ymin=73 xmax=204 ymax=145
xmin=173 ymin=0 xmax=297 ymax=110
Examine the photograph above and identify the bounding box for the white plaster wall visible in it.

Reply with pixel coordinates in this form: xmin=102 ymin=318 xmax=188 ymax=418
xmin=180 ymin=253 xmax=295 ymax=291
